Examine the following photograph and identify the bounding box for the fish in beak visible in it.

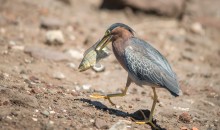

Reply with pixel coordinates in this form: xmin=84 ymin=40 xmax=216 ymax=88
xmin=95 ymin=34 xmax=112 ymax=51
xmin=78 ymin=40 xmax=111 ymax=72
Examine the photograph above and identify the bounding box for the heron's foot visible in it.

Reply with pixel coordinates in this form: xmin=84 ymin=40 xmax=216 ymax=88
xmin=131 ymin=118 xmax=158 ymax=130
xmin=131 ymin=110 xmax=158 ymax=129
xmin=90 ymin=93 xmax=116 ymax=106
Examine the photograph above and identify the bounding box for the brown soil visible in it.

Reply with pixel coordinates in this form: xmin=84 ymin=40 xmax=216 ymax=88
xmin=0 ymin=0 xmax=220 ymax=130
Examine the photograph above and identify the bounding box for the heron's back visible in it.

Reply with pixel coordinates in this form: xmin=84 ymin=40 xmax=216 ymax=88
xmin=123 ymin=38 xmax=181 ymax=96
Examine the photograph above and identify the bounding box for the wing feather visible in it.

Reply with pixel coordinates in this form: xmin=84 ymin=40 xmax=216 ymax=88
xmin=124 ymin=38 xmax=181 ymax=96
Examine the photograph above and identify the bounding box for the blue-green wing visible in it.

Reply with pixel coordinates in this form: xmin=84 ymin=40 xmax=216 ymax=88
xmin=124 ymin=38 xmax=180 ymax=96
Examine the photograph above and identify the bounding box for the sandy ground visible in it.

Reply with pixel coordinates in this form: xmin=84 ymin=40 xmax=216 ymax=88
xmin=0 ymin=0 xmax=220 ymax=130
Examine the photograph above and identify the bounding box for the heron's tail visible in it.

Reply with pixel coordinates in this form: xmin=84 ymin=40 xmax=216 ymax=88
xmin=162 ymin=73 xmax=182 ymax=97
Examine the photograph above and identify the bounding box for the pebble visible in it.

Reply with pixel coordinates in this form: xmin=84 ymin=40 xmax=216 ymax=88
xmin=40 ymin=17 xmax=63 ymax=29
xmin=90 ymin=119 xmax=95 ymax=123
xmin=192 ymin=127 xmax=199 ymax=130
xmin=67 ymin=62 xmax=76 ymax=69
xmin=6 ymin=116 xmax=12 ymax=120
xmin=200 ymin=99 xmax=215 ymax=106
xmin=32 ymin=118 xmax=38 ymax=121
xmin=52 ymin=72 xmax=65 ymax=80
xmin=30 ymin=88 xmax=42 ymax=94
xmin=109 ymin=120 xmax=131 ymax=130
xmin=75 ymin=85 xmax=81 ymax=91
xmin=158 ymin=102 xmax=165 ymax=107
xmin=92 ymin=64 xmax=105 ymax=72
xmin=116 ymin=105 xmax=123 ymax=109
xmin=135 ymin=97 xmax=140 ymax=101
xmin=49 ymin=120 xmax=54 ymax=125
xmin=46 ymin=30 xmax=65 ymax=45
xmin=65 ymin=49 xmax=83 ymax=60
xmin=181 ymin=126 xmax=188 ymax=130
xmin=10 ymin=45 xmax=25 ymax=51
xmin=95 ymin=118 xmax=109 ymax=129
xmin=9 ymin=40 xmax=16 ymax=46
xmin=24 ymin=46 xmax=71 ymax=61
xmin=82 ymin=84 xmax=91 ymax=90
xmin=173 ymin=106 xmax=190 ymax=111
xmin=49 ymin=111 xmax=56 ymax=114
xmin=179 ymin=112 xmax=191 ymax=123
xmin=0 ymin=97 xmax=10 ymax=106
xmin=41 ymin=110 xmax=50 ymax=117
xmin=190 ymin=22 xmax=205 ymax=35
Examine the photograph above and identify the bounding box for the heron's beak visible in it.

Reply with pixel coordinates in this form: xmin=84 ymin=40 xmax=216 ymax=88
xmin=95 ymin=34 xmax=112 ymax=51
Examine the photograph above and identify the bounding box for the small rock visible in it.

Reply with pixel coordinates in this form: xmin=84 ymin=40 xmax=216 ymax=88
xmin=90 ymin=119 xmax=95 ymax=123
xmin=181 ymin=52 xmax=193 ymax=61
xmin=32 ymin=118 xmax=38 ymax=121
xmin=0 ymin=97 xmax=10 ymax=106
xmin=130 ymin=88 xmax=138 ymax=94
xmin=29 ymin=76 xmax=40 ymax=83
xmin=6 ymin=116 xmax=12 ymax=120
xmin=95 ymin=118 xmax=109 ymax=129
xmin=46 ymin=30 xmax=65 ymax=45
xmin=3 ymin=88 xmax=39 ymax=108
xmin=67 ymin=62 xmax=76 ymax=69
xmin=30 ymin=88 xmax=42 ymax=94
xmin=116 ymin=105 xmax=123 ymax=109
xmin=10 ymin=45 xmax=25 ymax=51
xmin=24 ymin=58 xmax=32 ymax=63
xmin=82 ymin=84 xmax=91 ymax=90
xmin=57 ymin=114 xmax=63 ymax=118
xmin=158 ymin=102 xmax=165 ymax=107
xmin=24 ymin=46 xmax=71 ymax=61
xmin=65 ymin=49 xmax=83 ymax=60
xmin=192 ymin=127 xmax=198 ymax=130
xmin=48 ymin=89 xmax=58 ymax=94
xmin=200 ymin=99 xmax=215 ymax=106
xmin=49 ymin=120 xmax=54 ymax=125
xmin=109 ymin=120 xmax=131 ymax=130
xmin=92 ymin=64 xmax=105 ymax=72
xmin=179 ymin=112 xmax=191 ymax=123
xmin=40 ymin=17 xmax=63 ymax=29
xmin=135 ymin=97 xmax=140 ymax=101
xmin=11 ymin=111 xmax=18 ymax=116
xmin=52 ymin=72 xmax=65 ymax=80
xmin=8 ymin=41 xmax=16 ymax=46
xmin=41 ymin=110 xmax=50 ymax=117
xmin=71 ymin=89 xmax=79 ymax=96
xmin=190 ymin=22 xmax=205 ymax=35
xmin=181 ymin=126 xmax=188 ymax=130
xmin=49 ymin=111 xmax=56 ymax=114
xmin=75 ymin=85 xmax=81 ymax=91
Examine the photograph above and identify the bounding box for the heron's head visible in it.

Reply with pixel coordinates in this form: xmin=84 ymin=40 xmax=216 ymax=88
xmin=95 ymin=23 xmax=134 ymax=51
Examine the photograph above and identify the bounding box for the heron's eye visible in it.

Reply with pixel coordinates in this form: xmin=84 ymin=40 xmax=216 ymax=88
xmin=105 ymin=30 xmax=111 ymax=35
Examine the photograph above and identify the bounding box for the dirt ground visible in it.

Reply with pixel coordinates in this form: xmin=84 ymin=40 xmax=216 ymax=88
xmin=0 ymin=0 xmax=220 ymax=130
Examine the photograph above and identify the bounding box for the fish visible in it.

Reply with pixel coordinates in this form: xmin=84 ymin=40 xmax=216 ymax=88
xmin=78 ymin=40 xmax=111 ymax=72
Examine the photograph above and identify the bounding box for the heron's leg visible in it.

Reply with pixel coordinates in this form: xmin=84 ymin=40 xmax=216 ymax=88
xmin=90 ymin=76 xmax=131 ymax=106
xmin=133 ymin=87 xmax=158 ymax=129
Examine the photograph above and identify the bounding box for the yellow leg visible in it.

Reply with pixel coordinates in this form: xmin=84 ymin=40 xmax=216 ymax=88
xmin=134 ymin=87 xmax=158 ymax=129
xmin=90 ymin=76 xmax=131 ymax=106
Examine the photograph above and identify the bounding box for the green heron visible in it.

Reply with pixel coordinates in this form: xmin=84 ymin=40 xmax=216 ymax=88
xmin=87 ymin=23 xmax=181 ymax=129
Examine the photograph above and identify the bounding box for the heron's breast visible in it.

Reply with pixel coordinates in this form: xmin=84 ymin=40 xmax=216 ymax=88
xmin=112 ymin=40 xmax=129 ymax=70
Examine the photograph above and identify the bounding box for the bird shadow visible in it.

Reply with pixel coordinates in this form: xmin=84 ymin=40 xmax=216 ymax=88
xmin=75 ymin=98 xmax=166 ymax=130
